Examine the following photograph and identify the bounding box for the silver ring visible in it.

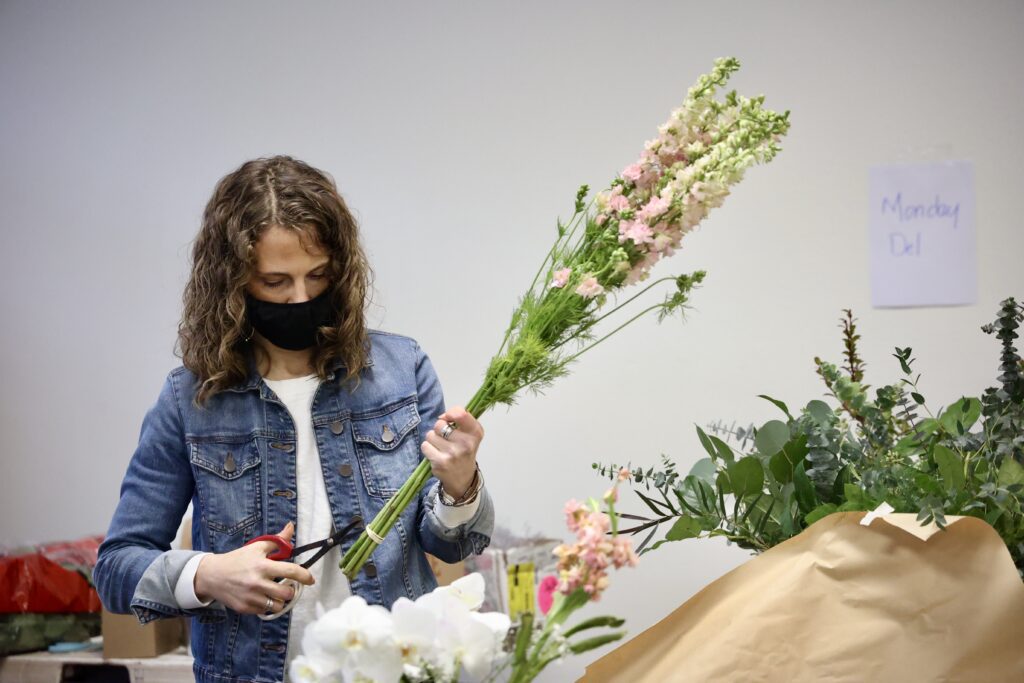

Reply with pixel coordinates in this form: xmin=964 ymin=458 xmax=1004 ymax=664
xmin=440 ymin=421 xmax=458 ymax=440
xmin=265 ymin=596 xmax=274 ymax=612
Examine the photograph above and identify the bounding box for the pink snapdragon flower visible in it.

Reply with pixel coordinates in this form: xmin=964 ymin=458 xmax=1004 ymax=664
xmin=620 ymin=163 xmax=643 ymax=182
xmin=638 ymin=196 xmax=671 ymax=222
xmin=618 ymin=220 xmax=654 ymax=245
xmin=608 ymin=194 xmax=630 ymax=212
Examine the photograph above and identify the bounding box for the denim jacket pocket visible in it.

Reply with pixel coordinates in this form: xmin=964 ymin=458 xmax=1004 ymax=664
xmin=351 ymin=396 xmax=422 ymax=498
xmin=189 ymin=436 xmax=263 ymax=538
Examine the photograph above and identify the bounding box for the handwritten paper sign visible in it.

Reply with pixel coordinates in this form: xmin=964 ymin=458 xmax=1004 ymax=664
xmin=869 ymin=161 xmax=976 ymax=307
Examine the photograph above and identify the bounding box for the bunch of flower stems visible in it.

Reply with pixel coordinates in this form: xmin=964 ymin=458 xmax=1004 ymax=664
xmin=341 ymin=56 xmax=790 ymax=579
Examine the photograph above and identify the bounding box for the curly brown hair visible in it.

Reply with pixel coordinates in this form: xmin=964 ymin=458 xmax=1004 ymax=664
xmin=177 ymin=155 xmax=373 ymax=406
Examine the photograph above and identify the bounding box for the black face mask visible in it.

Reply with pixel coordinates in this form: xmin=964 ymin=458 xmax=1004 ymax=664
xmin=244 ymin=289 xmax=339 ymax=351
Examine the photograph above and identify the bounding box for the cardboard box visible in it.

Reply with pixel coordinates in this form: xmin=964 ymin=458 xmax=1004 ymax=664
xmin=101 ymin=608 xmax=184 ymax=659
xmin=426 ymin=554 xmax=465 ymax=587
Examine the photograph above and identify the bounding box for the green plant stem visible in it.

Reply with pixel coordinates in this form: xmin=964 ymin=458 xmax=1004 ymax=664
xmin=560 ymin=304 xmax=664 ymax=365
xmin=549 ymin=276 xmax=678 ymax=353
xmin=498 ymin=199 xmax=594 ymax=358
xmin=340 ymin=395 xmax=492 ymax=578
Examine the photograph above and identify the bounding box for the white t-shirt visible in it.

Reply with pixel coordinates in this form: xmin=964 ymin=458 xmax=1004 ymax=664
xmin=262 ymin=374 xmax=348 ymax=673
xmin=175 ymin=373 xmax=481 ymax=678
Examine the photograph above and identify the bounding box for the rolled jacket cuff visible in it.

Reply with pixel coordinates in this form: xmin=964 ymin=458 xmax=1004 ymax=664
xmin=130 ymin=549 xmax=226 ymax=624
xmin=423 ymin=481 xmax=493 ymax=555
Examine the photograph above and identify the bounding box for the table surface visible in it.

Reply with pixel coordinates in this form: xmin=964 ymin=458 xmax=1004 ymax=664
xmin=0 ymin=646 xmax=194 ymax=683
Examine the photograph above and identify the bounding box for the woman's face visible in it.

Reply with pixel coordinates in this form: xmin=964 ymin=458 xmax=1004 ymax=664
xmin=246 ymin=225 xmax=331 ymax=304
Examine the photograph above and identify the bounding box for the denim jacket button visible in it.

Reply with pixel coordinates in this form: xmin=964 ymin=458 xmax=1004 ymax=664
xmin=349 ymin=514 xmax=363 ymax=526
xmin=271 ymin=442 xmax=295 ymax=452
xmin=330 ymin=420 xmax=344 ymax=435
xmin=363 ymin=562 xmax=377 ymax=578
xmin=337 ymin=463 xmax=353 ymax=477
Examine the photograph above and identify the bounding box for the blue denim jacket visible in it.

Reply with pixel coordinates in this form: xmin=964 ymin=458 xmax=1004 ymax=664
xmin=93 ymin=331 xmax=494 ymax=683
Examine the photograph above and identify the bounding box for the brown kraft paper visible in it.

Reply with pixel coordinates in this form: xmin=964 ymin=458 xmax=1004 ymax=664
xmin=581 ymin=511 xmax=1024 ymax=682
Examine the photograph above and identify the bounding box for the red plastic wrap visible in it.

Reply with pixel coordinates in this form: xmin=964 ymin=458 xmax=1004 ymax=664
xmin=0 ymin=535 xmax=103 ymax=614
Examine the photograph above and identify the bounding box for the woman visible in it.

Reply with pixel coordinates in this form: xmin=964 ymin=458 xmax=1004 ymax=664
xmin=93 ymin=155 xmax=494 ymax=683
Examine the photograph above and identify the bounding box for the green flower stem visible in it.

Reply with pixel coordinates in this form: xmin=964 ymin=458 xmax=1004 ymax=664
xmin=341 ymin=396 xmax=491 ymax=578
xmin=560 ymin=304 xmax=665 ymax=365
xmin=561 ymin=615 xmax=626 ymax=639
xmin=499 ymin=199 xmax=594 ymax=359
xmin=550 ymin=276 xmax=677 ymax=353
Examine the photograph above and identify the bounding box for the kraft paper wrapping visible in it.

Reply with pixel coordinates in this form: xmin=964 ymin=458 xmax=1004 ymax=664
xmin=581 ymin=512 xmax=1024 ymax=682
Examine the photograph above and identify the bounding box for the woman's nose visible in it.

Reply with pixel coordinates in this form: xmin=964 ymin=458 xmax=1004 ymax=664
xmin=291 ymin=281 xmax=310 ymax=303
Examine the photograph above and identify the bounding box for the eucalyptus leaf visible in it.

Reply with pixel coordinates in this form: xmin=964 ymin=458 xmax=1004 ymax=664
xmin=933 ymin=444 xmax=965 ymax=492
xmin=665 ymin=515 xmax=703 ymax=541
xmin=951 ymin=397 xmax=982 ymax=431
xmin=806 ymin=400 xmax=833 ymax=425
xmin=757 ymin=394 xmax=793 ymax=420
xmin=696 ymin=425 xmax=718 ymax=461
xmin=648 ymin=515 xmax=703 ymax=551
xmin=709 ymin=434 xmax=736 ymax=464
xmin=792 ymin=462 xmax=817 ymax=514
xmin=728 ymin=458 xmax=764 ymax=498
xmin=769 ymin=434 xmax=809 ymax=484
xmin=687 ymin=457 xmax=716 ymax=483
xmin=998 ymin=458 xmax=1024 ymax=488
xmin=755 ymin=420 xmax=790 ymax=457
xmin=804 ymin=503 xmax=838 ymax=526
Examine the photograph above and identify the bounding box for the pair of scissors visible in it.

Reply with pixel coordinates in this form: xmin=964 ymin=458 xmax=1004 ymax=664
xmin=244 ymin=517 xmax=363 ymax=621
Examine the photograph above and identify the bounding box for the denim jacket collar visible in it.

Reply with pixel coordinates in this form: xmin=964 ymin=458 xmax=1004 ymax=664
xmin=224 ymin=347 xmax=374 ymax=393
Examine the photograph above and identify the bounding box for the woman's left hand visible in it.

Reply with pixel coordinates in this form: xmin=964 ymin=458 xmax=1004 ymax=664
xmin=422 ymin=406 xmax=483 ymax=499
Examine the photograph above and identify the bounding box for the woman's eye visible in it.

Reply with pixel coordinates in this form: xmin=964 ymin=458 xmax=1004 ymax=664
xmin=263 ymin=280 xmax=283 ymax=288
xmin=308 ymin=273 xmax=325 ymax=280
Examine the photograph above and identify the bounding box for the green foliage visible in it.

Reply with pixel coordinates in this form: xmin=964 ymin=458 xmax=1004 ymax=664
xmin=596 ymin=299 xmax=1024 ymax=578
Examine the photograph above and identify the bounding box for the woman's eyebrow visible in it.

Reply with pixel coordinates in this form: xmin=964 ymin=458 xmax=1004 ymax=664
xmin=258 ymin=262 xmax=330 ymax=277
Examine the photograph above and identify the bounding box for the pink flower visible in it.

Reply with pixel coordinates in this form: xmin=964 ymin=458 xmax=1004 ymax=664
xmin=596 ymin=213 xmax=608 ymax=226
xmin=638 ymin=196 xmax=670 ymax=221
xmin=551 ymin=267 xmax=572 ymax=288
xmin=652 ymin=233 xmax=675 ymax=254
xmin=608 ymin=194 xmax=629 ymax=212
xmin=624 ymin=252 xmax=662 ymax=286
xmin=617 ymin=467 xmax=631 ymax=482
xmin=575 ymin=276 xmax=604 ymax=299
xmin=635 ymin=169 xmax=660 ymax=191
xmin=618 ymin=220 xmax=654 ymax=246
xmin=603 ymin=486 xmax=618 ymax=504
xmin=620 ymin=163 xmax=643 ymax=182
xmin=563 ymin=498 xmax=584 ymax=531
xmin=537 ymin=575 xmax=558 ymax=615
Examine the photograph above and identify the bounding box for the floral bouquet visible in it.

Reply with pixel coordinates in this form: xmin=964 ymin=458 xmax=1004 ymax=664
xmin=502 ymin=469 xmax=639 ymax=683
xmin=295 ymin=474 xmax=639 ymax=682
xmin=289 ymin=573 xmax=509 ymax=683
xmin=341 ymin=57 xmax=791 ymax=579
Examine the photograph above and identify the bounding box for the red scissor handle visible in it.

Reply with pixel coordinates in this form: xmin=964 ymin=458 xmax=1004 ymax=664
xmin=245 ymin=534 xmax=294 ymax=561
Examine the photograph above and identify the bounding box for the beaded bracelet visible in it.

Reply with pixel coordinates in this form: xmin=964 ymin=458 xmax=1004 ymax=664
xmin=439 ymin=464 xmax=483 ymax=507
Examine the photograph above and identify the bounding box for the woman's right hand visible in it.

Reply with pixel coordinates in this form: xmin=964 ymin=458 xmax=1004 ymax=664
xmin=193 ymin=521 xmax=315 ymax=614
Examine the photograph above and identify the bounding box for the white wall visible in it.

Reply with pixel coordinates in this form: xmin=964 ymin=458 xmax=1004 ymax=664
xmin=2 ymin=1 xmax=1022 ymax=678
